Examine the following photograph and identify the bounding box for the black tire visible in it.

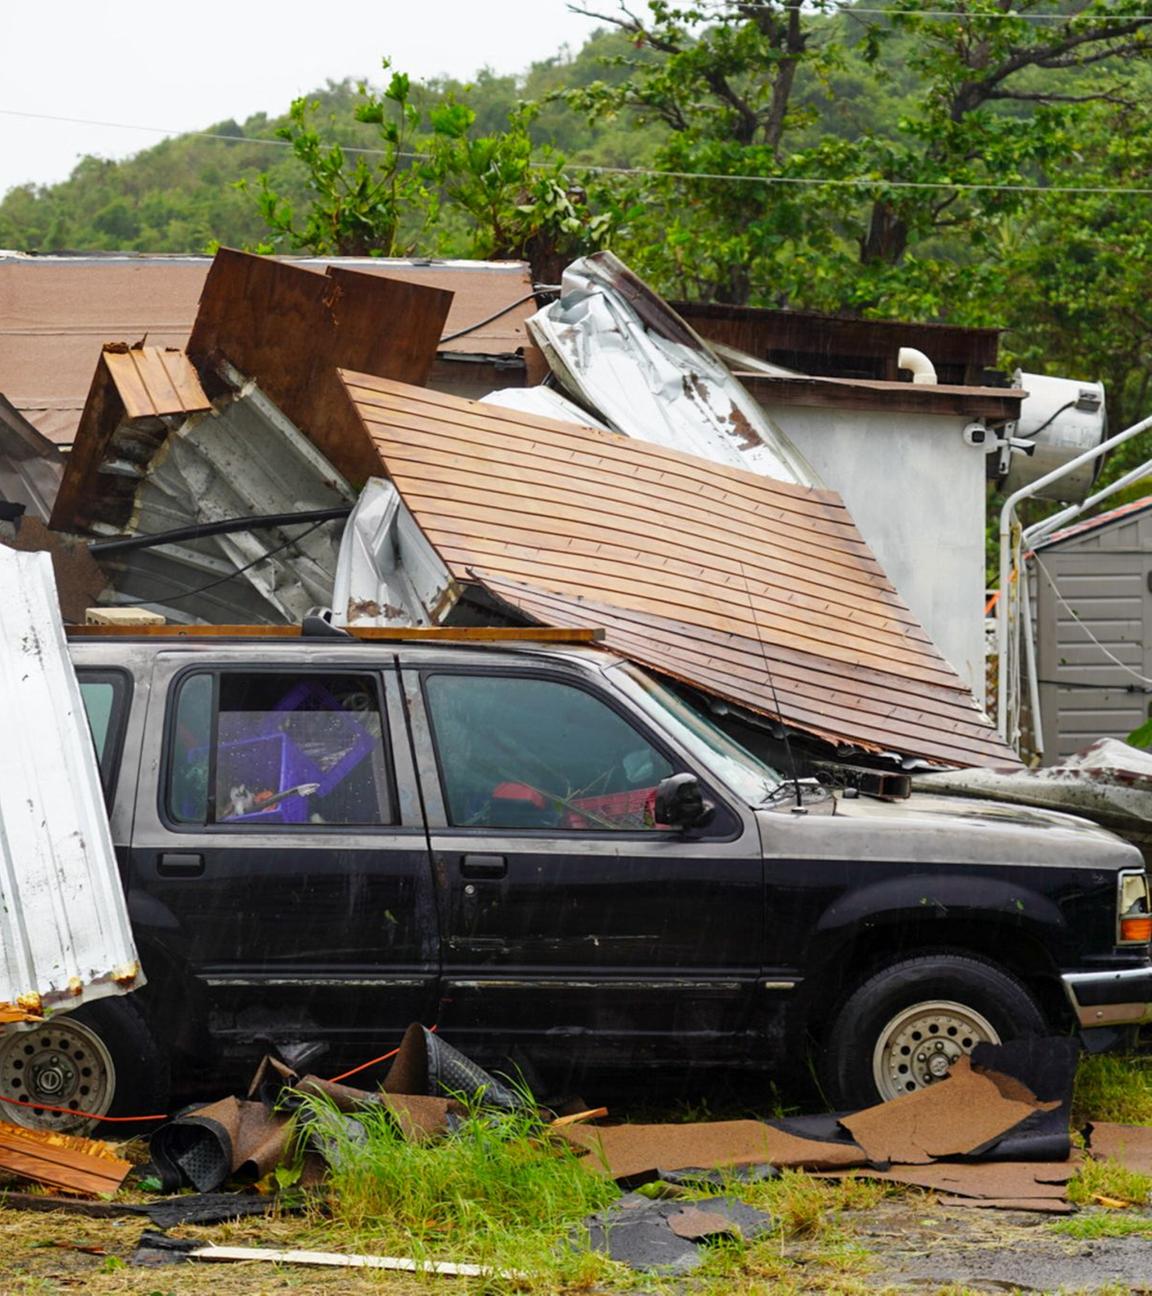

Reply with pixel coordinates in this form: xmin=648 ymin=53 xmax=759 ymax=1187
xmin=0 ymin=995 xmax=170 ymax=1135
xmin=819 ymin=952 xmax=1048 ymax=1110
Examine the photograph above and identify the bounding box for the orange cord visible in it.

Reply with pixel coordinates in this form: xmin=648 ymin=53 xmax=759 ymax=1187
xmin=325 ymin=1024 xmax=437 ymax=1085
xmin=0 ymin=1092 xmax=166 ymax=1122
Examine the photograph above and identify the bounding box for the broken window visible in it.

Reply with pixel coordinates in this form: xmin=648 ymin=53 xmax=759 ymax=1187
xmin=424 ymin=673 xmax=675 ymax=831
xmin=167 ymin=672 xmax=393 ymax=827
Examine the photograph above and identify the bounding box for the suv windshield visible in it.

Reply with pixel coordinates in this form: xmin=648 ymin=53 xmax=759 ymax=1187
xmin=612 ymin=663 xmax=782 ymax=805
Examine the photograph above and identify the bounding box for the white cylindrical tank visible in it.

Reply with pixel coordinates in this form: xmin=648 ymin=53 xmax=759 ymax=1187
xmin=1003 ymin=371 xmax=1107 ymax=502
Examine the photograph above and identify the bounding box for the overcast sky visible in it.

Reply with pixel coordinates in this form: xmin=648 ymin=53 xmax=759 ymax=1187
xmin=0 ymin=1 xmax=608 ymax=198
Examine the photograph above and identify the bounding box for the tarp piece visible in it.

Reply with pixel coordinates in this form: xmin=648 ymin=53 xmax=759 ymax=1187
xmin=338 ymin=372 xmax=1018 ymax=768
xmin=188 ymin=249 xmax=453 ymax=486
xmin=0 ymin=547 xmax=142 ymax=1021
xmin=827 ymin=1160 xmax=1077 ymax=1209
xmin=584 ymin=1193 xmax=772 ymax=1275
xmin=527 ymin=251 xmax=818 ymax=487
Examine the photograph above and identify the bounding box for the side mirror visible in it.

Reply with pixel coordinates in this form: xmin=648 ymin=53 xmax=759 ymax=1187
xmin=654 ymin=773 xmax=716 ymax=831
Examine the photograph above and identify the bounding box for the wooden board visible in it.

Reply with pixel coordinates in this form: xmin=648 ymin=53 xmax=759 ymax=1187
xmin=0 ymin=1127 xmax=131 ymax=1197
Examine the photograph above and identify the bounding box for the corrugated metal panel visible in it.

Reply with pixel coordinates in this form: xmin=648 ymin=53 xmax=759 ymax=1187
xmin=0 ymin=393 xmax=63 ymax=521
xmin=0 ymin=548 xmax=142 ymax=1020
xmin=97 ymin=376 xmax=355 ymax=624
xmin=527 ymin=252 xmax=819 ymax=486
xmin=339 ymin=373 xmax=1018 ymax=768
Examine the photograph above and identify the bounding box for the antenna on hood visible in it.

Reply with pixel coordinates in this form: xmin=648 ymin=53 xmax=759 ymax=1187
xmin=738 ymin=563 xmax=805 ymax=813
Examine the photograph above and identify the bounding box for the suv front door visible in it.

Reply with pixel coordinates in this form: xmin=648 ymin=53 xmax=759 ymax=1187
xmin=403 ymin=664 xmax=764 ymax=1083
xmin=129 ymin=655 xmax=437 ymax=1076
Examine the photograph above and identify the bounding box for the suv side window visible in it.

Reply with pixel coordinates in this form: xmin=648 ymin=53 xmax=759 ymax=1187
xmin=424 ymin=673 xmax=675 ymax=831
xmin=76 ymin=669 xmax=130 ymax=802
xmin=167 ymin=671 xmax=394 ymax=827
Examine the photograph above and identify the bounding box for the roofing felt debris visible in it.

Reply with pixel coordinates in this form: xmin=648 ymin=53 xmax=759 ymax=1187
xmin=338 ymin=372 xmax=1018 ymax=768
xmin=0 ymin=547 xmax=142 ymax=1021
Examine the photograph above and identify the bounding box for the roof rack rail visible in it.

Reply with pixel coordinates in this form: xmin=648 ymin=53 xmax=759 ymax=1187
xmin=66 ymin=623 xmax=605 ymax=643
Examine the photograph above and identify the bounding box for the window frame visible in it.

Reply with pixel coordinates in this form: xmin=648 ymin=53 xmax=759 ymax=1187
xmin=75 ymin=667 xmax=131 ymax=806
xmin=160 ymin=665 xmax=400 ymax=833
xmin=419 ymin=665 xmax=738 ymax=840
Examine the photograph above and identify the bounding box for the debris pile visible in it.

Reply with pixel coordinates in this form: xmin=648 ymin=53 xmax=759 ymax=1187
xmin=4 ymin=245 xmax=1021 ymax=770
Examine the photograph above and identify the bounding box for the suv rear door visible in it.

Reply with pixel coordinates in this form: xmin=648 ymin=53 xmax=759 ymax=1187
xmin=127 ymin=651 xmax=437 ymax=1071
xmin=402 ymin=658 xmax=764 ymax=1079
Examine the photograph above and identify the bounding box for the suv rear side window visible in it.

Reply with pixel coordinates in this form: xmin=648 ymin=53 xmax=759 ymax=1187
xmin=425 ymin=673 xmax=674 ymax=831
xmin=77 ymin=669 xmax=129 ymax=801
xmin=167 ymin=671 xmax=394 ymax=827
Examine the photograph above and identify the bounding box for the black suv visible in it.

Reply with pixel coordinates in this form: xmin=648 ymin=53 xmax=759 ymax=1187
xmin=5 ymin=633 xmax=1148 ymax=1131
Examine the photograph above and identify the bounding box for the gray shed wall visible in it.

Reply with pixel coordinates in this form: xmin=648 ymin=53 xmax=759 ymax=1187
xmin=1033 ymin=506 xmax=1152 ymax=762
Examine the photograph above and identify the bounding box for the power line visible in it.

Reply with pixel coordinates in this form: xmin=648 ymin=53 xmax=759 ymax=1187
xmin=693 ymin=0 xmax=1152 ymax=21
xmin=6 ymin=104 xmax=1152 ymax=197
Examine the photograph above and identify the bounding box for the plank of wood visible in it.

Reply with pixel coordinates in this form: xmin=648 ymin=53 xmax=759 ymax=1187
xmin=0 ymin=1128 xmax=131 ymax=1197
xmin=192 ymin=1244 xmax=505 ymax=1277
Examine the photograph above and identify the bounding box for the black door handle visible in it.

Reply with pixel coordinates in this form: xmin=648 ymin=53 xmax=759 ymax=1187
xmin=158 ymin=852 xmax=204 ymax=877
xmin=460 ymin=854 xmax=507 ymax=880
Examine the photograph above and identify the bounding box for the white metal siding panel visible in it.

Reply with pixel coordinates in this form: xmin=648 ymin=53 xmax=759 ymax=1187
xmin=0 ymin=548 xmax=142 ymax=1018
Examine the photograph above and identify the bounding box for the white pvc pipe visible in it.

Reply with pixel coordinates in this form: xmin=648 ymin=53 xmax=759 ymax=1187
xmin=898 ymin=346 xmax=938 ymax=385
xmin=1024 ymin=453 xmax=1152 ymax=546
xmin=996 ymin=411 xmax=1152 ymax=739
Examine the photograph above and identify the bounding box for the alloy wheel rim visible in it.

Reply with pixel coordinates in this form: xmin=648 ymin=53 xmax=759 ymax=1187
xmin=872 ymin=999 xmax=1000 ymax=1101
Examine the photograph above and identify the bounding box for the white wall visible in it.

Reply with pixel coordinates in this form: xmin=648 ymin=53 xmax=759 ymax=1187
xmin=767 ymin=404 xmax=990 ymax=708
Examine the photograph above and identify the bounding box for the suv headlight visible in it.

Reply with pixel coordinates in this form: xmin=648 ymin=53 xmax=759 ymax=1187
xmin=1118 ymin=868 xmax=1152 ymax=945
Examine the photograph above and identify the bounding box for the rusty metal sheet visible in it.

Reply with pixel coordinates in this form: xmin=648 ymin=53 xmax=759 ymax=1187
xmin=0 ymin=547 xmax=143 ymax=1021
xmin=187 ymin=249 xmax=452 ymax=486
xmin=337 ymin=373 xmax=1018 ymax=768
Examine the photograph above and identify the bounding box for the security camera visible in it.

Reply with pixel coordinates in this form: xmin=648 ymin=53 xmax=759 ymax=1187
xmin=963 ymin=422 xmax=994 ymax=450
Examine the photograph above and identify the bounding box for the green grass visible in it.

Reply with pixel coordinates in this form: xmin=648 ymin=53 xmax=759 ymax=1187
xmin=1072 ymin=1052 xmax=1152 ymax=1127
xmin=1066 ymin=1155 xmax=1152 ymax=1208
xmin=297 ymin=1091 xmax=623 ymax=1289
xmin=1052 ymin=1212 xmax=1152 ymax=1240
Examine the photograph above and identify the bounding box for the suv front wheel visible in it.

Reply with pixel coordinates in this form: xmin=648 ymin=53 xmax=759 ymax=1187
xmin=820 ymin=952 xmax=1049 ymax=1108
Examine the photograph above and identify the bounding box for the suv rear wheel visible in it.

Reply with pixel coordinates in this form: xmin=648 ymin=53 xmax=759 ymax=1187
xmin=0 ymin=996 xmax=169 ymax=1134
xmin=820 ymin=952 xmax=1048 ymax=1108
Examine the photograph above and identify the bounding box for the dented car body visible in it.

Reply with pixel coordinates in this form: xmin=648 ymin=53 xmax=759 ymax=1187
xmin=66 ymin=632 xmax=1152 ymax=1112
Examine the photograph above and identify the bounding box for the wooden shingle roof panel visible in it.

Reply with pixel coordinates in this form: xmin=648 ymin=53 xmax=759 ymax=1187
xmin=338 ymin=371 xmax=1017 ymax=768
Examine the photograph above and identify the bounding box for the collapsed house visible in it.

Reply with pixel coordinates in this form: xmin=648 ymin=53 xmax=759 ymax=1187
xmin=0 ymin=246 xmax=1029 ymax=772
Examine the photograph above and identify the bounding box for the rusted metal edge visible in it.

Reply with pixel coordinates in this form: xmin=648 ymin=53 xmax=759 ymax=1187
xmin=65 ymin=624 xmax=604 ymax=643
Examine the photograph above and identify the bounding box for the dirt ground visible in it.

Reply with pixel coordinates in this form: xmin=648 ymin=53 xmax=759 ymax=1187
xmin=2 ymin=1193 xmax=1152 ymax=1295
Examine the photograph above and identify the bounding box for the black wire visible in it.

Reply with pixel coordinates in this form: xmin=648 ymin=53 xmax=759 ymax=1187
xmin=109 ymin=517 xmax=336 ymax=608
xmin=1022 ymin=398 xmax=1078 ymax=444
xmin=438 ymin=291 xmax=548 ymax=345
